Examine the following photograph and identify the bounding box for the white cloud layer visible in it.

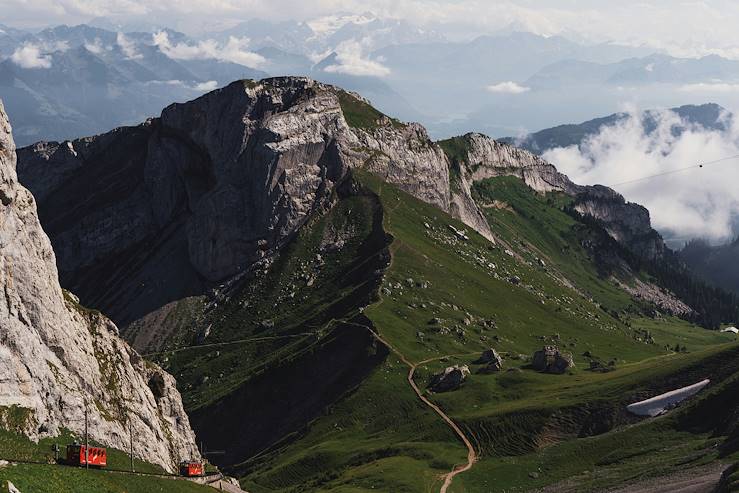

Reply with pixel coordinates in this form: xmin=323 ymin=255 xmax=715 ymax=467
xmin=7 ymin=1 xmax=739 ymax=59
xmin=10 ymin=43 xmax=52 ymax=69
xmin=679 ymin=82 xmax=739 ymax=93
xmin=486 ymin=81 xmax=530 ymax=94
xmin=194 ymin=80 xmax=218 ymax=91
xmin=323 ymin=38 xmax=390 ymax=77
xmin=116 ymin=32 xmax=142 ymax=59
xmin=542 ymin=109 xmax=739 ymax=242
xmin=152 ymin=31 xmax=265 ymax=68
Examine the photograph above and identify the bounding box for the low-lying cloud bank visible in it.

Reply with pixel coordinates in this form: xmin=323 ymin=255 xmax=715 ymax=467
xmin=152 ymin=31 xmax=266 ymax=68
xmin=323 ymin=38 xmax=391 ymax=77
xmin=542 ymin=107 xmax=739 ymax=244
xmin=486 ymin=81 xmax=530 ymax=94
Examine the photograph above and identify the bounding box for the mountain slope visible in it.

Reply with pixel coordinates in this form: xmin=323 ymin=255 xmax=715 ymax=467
xmin=0 ymin=100 xmax=199 ymax=472
xmin=16 ymin=78 xmax=468 ymax=338
xmin=681 ymin=238 xmax=739 ymax=294
xmin=14 ymin=77 xmax=739 ymax=492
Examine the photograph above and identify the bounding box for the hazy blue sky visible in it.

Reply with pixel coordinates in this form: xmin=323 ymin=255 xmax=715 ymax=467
xmin=3 ymin=0 xmax=739 ymax=57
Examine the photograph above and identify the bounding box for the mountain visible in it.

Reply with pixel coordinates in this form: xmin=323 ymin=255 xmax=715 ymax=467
xmin=499 ymin=103 xmax=729 ymax=153
xmin=526 ymin=54 xmax=739 ymax=90
xmin=681 ymin=238 xmax=739 ymax=294
xmin=214 ymin=13 xmax=445 ymax=56
xmin=0 ymin=101 xmax=199 ymax=472
xmin=0 ymin=24 xmax=267 ymax=146
xmin=14 ymin=77 xmax=739 ymax=492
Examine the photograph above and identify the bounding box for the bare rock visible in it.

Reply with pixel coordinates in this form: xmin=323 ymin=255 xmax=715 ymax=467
xmin=475 ymin=348 xmax=504 ymax=373
xmin=531 ymin=346 xmax=575 ymax=374
xmin=0 ymin=101 xmax=198 ymax=472
xmin=428 ymin=365 xmax=470 ymax=392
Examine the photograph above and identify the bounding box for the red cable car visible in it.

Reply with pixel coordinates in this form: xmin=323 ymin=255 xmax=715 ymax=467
xmin=180 ymin=460 xmax=204 ymax=477
xmin=66 ymin=444 xmax=107 ymax=467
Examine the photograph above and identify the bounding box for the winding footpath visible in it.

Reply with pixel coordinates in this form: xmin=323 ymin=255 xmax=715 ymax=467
xmin=344 ymin=321 xmax=478 ymax=492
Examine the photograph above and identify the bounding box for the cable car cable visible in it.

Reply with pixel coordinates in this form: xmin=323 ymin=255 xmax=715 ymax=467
xmin=608 ymin=153 xmax=739 ymax=187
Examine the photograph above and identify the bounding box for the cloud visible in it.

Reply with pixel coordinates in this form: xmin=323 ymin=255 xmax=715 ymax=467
xmin=116 ymin=32 xmax=142 ymax=59
xmin=486 ymin=81 xmax=531 ymax=94
xmin=84 ymin=38 xmax=110 ymax=54
xmin=679 ymin=82 xmax=739 ymax=93
xmin=145 ymin=79 xmax=219 ymax=92
xmin=194 ymin=80 xmax=218 ymax=91
xmin=323 ymin=38 xmax=390 ymax=77
xmin=542 ymin=108 xmax=739 ymax=243
xmin=152 ymin=31 xmax=266 ymax=68
xmin=10 ymin=43 xmax=52 ymax=69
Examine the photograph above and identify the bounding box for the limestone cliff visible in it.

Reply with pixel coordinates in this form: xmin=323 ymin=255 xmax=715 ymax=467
xmin=0 ymin=101 xmax=199 ymax=471
xmin=445 ymin=132 xmax=665 ymax=260
xmin=16 ymin=78 xmax=665 ymax=344
xmin=16 ymin=78 xmax=476 ymax=333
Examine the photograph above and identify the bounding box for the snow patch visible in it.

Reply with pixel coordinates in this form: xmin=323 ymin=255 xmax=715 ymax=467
xmin=627 ymin=379 xmax=710 ymax=417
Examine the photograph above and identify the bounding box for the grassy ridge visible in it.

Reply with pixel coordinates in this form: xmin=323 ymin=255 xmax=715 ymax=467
xmin=235 ymin=171 xmax=738 ymax=491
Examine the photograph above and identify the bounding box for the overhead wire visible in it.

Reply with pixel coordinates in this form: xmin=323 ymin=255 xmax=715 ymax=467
xmin=607 ymin=153 xmax=739 ymax=187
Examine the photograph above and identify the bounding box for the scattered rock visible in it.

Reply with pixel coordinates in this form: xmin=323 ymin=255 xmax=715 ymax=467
xmin=588 ymin=360 xmax=613 ymax=373
xmin=531 ymin=346 xmax=575 ymax=374
xmin=475 ymin=348 xmax=504 ymax=373
xmin=428 ymin=365 xmax=470 ymax=392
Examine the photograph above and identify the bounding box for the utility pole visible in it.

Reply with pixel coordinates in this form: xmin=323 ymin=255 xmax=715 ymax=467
xmin=129 ymin=416 xmax=135 ymax=473
xmin=84 ymin=402 xmax=89 ymax=470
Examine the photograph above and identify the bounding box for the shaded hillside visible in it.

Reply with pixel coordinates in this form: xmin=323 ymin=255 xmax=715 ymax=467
xmin=681 ymin=238 xmax=739 ymax=294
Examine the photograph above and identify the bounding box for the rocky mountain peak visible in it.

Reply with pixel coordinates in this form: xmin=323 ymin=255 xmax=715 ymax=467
xmin=0 ymin=101 xmax=199 ymax=471
xmin=441 ymin=131 xmax=665 ymax=260
xmin=16 ymin=77 xmax=666 ymax=343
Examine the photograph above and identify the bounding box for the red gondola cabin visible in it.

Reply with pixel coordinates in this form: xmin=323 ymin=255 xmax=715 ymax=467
xmin=66 ymin=444 xmax=107 ymax=467
xmin=180 ymin=460 xmax=204 ymax=477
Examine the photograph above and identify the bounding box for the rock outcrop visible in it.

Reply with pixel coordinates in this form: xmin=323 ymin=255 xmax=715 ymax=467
xmin=428 ymin=365 xmax=470 ymax=392
xmin=475 ymin=348 xmax=504 ymax=372
xmin=447 ymin=132 xmax=666 ymax=260
xmin=15 ymin=77 xmax=667 ymax=342
xmin=531 ymin=346 xmax=575 ymax=374
xmin=16 ymin=78 xmax=477 ymax=333
xmin=0 ymin=101 xmax=198 ymax=471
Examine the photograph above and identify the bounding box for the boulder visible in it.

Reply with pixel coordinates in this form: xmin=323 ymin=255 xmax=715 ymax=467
xmin=428 ymin=365 xmax=470 ymax=392
xmin=475 ymin=348 xmax=504 ymax=372
xmin=531 ymin=346 xmax=574 ymax=374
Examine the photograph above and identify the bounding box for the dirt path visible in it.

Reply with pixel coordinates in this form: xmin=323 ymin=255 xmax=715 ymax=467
xmin=344 ymin=321 xmax=478 ymax=493
xmin=410 ymin=357 xmax=477 ymax=493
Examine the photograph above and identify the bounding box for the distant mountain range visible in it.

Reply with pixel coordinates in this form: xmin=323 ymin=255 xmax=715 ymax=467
xmin=7 ymin=17 xmax=739 ymax=144
xmin=499 ymin=103 xmax=729 ymax=153
xmin=0 ymin=24 xmax=267 ymax=144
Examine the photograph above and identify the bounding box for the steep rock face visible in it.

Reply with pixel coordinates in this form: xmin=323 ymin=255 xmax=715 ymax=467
xmin=16 ymin=78 xmax=665 ymax=341
xmin=17 ymin=77 xmax=467 ymax=331
xmin=451 ymin=133 xmax=666 ymax=260
xmin=0 ymin=101 xmax=198 ymax=471
xmin=463 ymin=133 xmax=582 ymax=194
xmin=572 ymin=186 xmax=664 ymax=260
